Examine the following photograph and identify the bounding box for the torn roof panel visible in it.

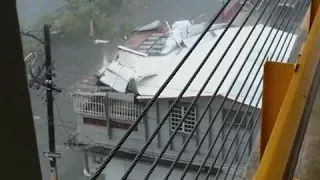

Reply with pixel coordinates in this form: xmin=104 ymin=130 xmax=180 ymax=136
xmin=108 ymin=61 xmax=136 ymax=80
xmin=99 ymin=24 xmax=296 ymax=108
xmin=100 ymin=70 xmax=128 ymax=93
xmin=99 ymin=60 xmax=136 ymax=92
xmin=183 ymin=32 xmax=214 ymax=48
xmin=134 ymin=20 xmax=162 ymax=32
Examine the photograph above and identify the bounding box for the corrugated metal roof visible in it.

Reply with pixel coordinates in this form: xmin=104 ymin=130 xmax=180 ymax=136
xmin=99 ymin=24 xmax=297 ymax=108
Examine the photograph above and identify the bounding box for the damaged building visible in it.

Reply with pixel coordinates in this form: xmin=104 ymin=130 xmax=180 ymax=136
xmin=67 ymin=19 xmax=297 ymax=180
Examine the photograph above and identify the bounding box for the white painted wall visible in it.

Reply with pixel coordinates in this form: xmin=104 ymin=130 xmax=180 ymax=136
xmin=76 ymin=96 xmax=260 ymax=179
xmin=87 ymin=154 xmax=245 ymax=180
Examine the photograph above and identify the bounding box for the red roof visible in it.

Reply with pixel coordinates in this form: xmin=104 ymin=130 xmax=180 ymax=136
xmin=125 ymin=26 xmax=168 ymax=50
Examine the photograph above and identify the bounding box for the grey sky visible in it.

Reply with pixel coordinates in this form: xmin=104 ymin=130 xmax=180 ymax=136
xmin=16 ymin=0 xmax=65 ymax=27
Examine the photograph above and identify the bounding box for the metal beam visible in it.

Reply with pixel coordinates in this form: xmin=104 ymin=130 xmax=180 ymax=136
xmin=255 ymin=3 xmax=320 ymax=179
xmin=260 ymin=62 xmax=294 ymax=159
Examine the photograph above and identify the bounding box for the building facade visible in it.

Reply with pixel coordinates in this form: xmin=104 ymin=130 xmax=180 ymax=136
xmin=71 ymin=88 xmax=259 ymax=180
xmin=67 ymin=19 xmax=296 ymax=179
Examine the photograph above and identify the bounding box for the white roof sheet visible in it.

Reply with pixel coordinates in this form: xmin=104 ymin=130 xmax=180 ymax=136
xmin=100 ymin=24 xmax=297 ymax=108
xmin=100 ymin=61 xmax=136 ymax=92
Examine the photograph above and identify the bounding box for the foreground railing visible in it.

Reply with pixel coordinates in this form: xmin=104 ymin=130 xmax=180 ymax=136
xmin=255 ymin=0 xmax=320 ymax=179
xmin=83 ymin=0 xmax=314 ymax=179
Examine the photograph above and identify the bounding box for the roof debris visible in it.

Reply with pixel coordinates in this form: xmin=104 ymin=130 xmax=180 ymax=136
xmin=94 ymin=21 xmax=297 ymax=108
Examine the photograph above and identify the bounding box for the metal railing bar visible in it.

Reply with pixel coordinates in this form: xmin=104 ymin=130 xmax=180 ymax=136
xmin=230 ymin=111 xmax=262 ymax=180
xmin=280 ymin=2 xmax=311 ymax=62
xmin=141 ymin=0 xmax=268 ymax=179
xmin=177 ymin=0 xmax=295 ymax=178
xmin=119 ymin=0 xmax=260 ymax=179
xmin=204 ymin=0 xmax=302 ymax=176
xmin=269 ymin=2 xmax=304 ymax=61
xmin=221 ymin=94 xmax=262 ymax=180
xmin=212 ymin=86 xmax=263 ymax=179
xmin=223 ymin=3 xmax=310 ymax=180
xmin=218 ymin=6 xmax=306 ymax=178
xmin=161 ymin=0 xmax=278 ymax=179
xmin=90 ymin=0 xmax=236 ymax=179
xmin=206 ymin=1 xmax=306 ymax=179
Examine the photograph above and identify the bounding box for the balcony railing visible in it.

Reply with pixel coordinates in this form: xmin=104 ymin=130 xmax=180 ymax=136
xmin=73 ymin=92 xmax=142 ymax=122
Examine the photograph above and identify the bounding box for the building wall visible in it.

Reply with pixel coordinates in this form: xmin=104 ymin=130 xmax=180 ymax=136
xmin=86 ymin=154 xmax=245 ymax=180
xmin=76 ymin=96 xmax=260 ymax=178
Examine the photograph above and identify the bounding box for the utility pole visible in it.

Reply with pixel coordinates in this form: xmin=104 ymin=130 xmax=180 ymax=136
xmin=44 ymin=24 xmax=59 ymax=180
xmin=21 ymin=24 xmax=62 ymax=180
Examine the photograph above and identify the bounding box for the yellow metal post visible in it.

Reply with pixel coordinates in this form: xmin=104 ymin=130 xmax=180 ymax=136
xmin=261 ymin=62 xmax=294 ymax=159
xmin=255 ymin=3 xmax=320 ymax=179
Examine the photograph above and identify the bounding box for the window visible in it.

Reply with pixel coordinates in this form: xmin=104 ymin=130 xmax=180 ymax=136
xmin=83 ymin=117 xmax=138 ymax=131
xmin=110 ymin=120 xmax=138 ymax=131
xmin=170 ymin=103 xmax=197 ymax=134
xmin=222 ymin=109 xmax=252 ymax=128
xmin=83 ymin=117 xmax=107 ymax=127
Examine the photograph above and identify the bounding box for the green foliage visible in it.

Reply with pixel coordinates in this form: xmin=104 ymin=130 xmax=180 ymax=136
xmin=21 ymin=0 xmax=133 ymax=56
xmin=52 ymin=0 xmax=131 ymax=40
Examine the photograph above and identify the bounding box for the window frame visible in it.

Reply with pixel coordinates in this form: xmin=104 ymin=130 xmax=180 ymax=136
xmin=83 ymin=117 xmax=138 ymax=131
xmin=169 ymin=102 xmax=197 ymax=134
xmin=222 ymin=108 xmax=252 ymax=129
xmin=83 ymin=117 xmax=107 ymax=127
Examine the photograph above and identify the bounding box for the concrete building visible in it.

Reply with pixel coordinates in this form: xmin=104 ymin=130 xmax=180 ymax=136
xmin=67 ymin=20 xmax=297 ymax=179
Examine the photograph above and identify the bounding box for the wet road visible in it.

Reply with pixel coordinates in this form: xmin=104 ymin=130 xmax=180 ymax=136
xmin=28 ymin=39 xmax=104 ymax=180
xmin=17 ymin=0 xmax=221 ymax=179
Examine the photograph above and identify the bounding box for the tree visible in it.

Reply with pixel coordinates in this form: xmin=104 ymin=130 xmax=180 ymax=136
xmin=21 ymin=0 xmax=133 ymax=56
xmin=52 ymin=0 xmax=132 ymax=40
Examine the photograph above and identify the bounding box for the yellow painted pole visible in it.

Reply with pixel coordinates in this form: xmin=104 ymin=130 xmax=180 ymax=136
xmin=260 ymin=62 xmax=294 ymax=159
